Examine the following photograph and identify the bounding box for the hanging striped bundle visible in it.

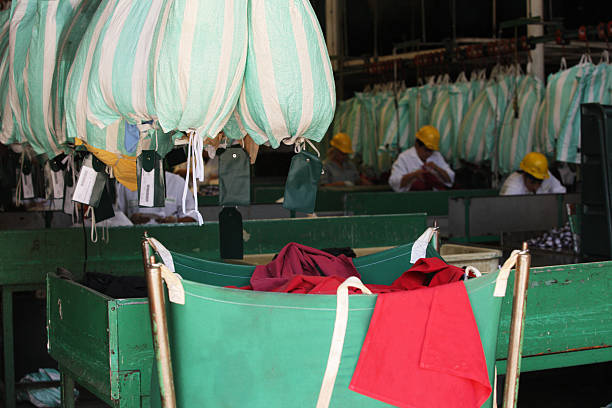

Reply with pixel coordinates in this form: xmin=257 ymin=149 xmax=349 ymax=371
xmin=555 ymin=54 xmax=611 ymax=163
xmin=7 ymin=0 xmax=38 ymax=146
xmin=498 ymin=74 xmax=544 ymax=174
xmin=456 ymin=70 xmax=517 ymax=165
xmin=0 ymin=10 xmax=14 ymax=145
xmin=231 ymin=0 xmax=336 ymax=148
xmin=52 ymin=0 xmax=102 ymax=146
xmin=540 ymin=56 xmax=594 ymax=164
xmin=154 ymin=0 xmax=248 ymax=137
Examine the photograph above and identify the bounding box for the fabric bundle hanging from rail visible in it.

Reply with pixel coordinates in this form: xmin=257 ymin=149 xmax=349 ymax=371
xmin=153 ymin=0 xmax=247 ymax=137
xmin=431 ymin=72 xmax=476 ymax=165
xmin=497 ymin=66 xmax=545 ymax=174
xmin=553 ymin=52 xmax=611 ymax=164
xmin=0 ymin=10 xmax=14 ymax=146
xmin=538 ymin=55 xmax=595 ymax=164
xmin=399 ymin=76 xmax=439 ymax=150
xmin=228 ymin=0 xmax=335 ymax=148
xmin=52 ymin=0 xmax=102 ymax=148
xmin=13 ymin=0 xmax=90 ymax=159
xmin=455 ymin=65 xmax=518 ymax=166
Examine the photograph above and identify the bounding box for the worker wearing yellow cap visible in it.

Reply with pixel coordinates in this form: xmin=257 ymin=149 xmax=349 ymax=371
xmin=388 ymin=125 xmax=455 ymax=192
xmin=501 ymin=152 xmax=566 ymax=195
xmin=320 ymin=133 xmax=372 ymax=186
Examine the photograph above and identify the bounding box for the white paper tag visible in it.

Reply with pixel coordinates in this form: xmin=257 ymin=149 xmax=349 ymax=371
xmin=410 ymin=228 xmax=434 ymax=264
xmin=160 ymin=264 xmax=184 ymax=305
xmin=148 ymin=237 xmax=175 ymax=272
xmin=63 ymin=184 xmax=75 ymax=215
xmin=72 ymin=166 xmax=97 ymax=204
xmin=21 ymin=173 xmax=34 ymax=199
xmin=51 ymin=170 xmax=64 ymax=199
xmin=139 ymin=168 xmax=155 ymax=207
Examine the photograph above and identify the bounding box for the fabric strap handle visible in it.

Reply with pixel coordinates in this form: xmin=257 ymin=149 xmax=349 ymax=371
xmin=494 ymin=250 xmax=520 ymax=297
xmin=316 ymin=277 xmax=372 ymax=408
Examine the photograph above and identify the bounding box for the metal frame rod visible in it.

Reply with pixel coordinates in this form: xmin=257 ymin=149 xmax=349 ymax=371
xmin=502 ymin=242 xmax=531 ymax=408
xmin=143 ymin=239 xmax=177 ymax=408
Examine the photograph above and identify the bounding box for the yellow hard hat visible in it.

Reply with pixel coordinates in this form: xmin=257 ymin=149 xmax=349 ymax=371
xmin=520 ymin=152 xmax=549 ymax=180
xmin=330 ymin=132 xmax=354 ymax=154
xmin=416 ymin=125 xmax=440 ymax=151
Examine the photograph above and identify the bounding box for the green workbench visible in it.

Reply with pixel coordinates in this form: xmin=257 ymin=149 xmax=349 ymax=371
xmin=1 ymin=214 xmax=426 ymax=408
xmin=345 ymin=188 xmax=498 ymax=217
xmin=252 ymin=184 xmax=392 ymax=212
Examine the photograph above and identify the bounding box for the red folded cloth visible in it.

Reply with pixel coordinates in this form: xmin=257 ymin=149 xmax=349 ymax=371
xmin=390 ymin=257 xmax=465 ymax=290
xmin=250 ymin=242 xmax=360 ymax=292
xmin=349 ymin=281 xmax=491 ymax=408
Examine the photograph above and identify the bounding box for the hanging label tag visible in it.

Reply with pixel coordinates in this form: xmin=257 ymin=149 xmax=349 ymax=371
xmin=51 ymin=170 xmax=64 ymax=199
xmin=410 ymin=227 xmax=434 ymax=264
xmin=63 ymin=184 xmax=75 ymax=215
xmin=147 ymin=237 xmax=175 ymax=272
xmin=21 ymin=173 xmax=34 ymax=199
xmin=139 ymin=168 xmax=155 ymax=207
xmin=72 ymin=166 xmax=97 ymax=204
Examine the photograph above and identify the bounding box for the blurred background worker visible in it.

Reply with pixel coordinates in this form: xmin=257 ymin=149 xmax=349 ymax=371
xmin=388 ymin=125 xmax=455 ymax=192
xmin=501 ymin=152 xmax=566 ymax=195
xmin=115 ymin=171 xmax=197 ymax=224
xmin=321 ymin=132 xmax=372 ymax=186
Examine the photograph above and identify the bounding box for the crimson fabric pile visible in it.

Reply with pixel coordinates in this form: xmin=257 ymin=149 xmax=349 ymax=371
xmin=230 ymin=242 xmax=493 ymax=408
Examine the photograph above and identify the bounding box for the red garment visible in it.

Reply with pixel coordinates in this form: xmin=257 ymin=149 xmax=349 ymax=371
xmin=390 ymin=257 xmax=465 ymax=290
xmin=250 ymin=242 xmax=360 ymax=292
xmin=349 ymin=281 xmax=491 ymax=408
xmin=411 ymin=167 xmax=448 ymax=191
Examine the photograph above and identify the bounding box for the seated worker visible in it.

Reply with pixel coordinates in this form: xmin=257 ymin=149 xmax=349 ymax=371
xmin=388 ymin=125 xmax=454 ymax=192
xmin=116 ymin=171 xmax=197 ymax=224
xmin=320 ymin=132 xmax=372 ymax=186
xmin=500 ymin=152 xmax=566 ymax=195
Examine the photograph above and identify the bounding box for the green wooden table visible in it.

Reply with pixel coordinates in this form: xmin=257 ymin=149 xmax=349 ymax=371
xmin=1 ymin=214 xmax=426 ymax=408
xmin=345 ymin=188 xmax=498 ymax=217
xmin=252 ymin=184 xmax=392 ymax=212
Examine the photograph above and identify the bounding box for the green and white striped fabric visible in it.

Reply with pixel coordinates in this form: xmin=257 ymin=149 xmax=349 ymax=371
xmin=432 ymin=73 xmax=474 ymax=164
xmin=498 ymin=73 xmax=544 ymax=174
xmin=555 ymin=54 xmax=611 ymax=163
xmin=345 ymin=96 xmax=368 ymax=157
xmin=231 ymin=0 xmax=335 ymax=148
xmin=85 ymin=0 xmax=161 ymax=128
xmin=0 ymin=10 xmax=15 ymax=145
xmin=7 ymin=0 xmax=38 ymax=146
xmin=331 ymin=98 xmax=353 ymax=136
xmin=399 ymin=76 xmax=439 ymax=149
xmin=154 ymin=0 xmax=248 ymax=137
xmin=456 ymin=69 xmax=517 ymax=165
xmin=19 ymin=0 xmax=88 ymax=158
xmin=533 ymin=98 xmax=554 ymax=158
xmin=540 ymin=56 xmax=594 ymax=164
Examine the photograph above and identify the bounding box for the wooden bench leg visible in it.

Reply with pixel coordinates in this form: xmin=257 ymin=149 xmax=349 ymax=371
xmin=3 ymin=286 xmax=15 ymax=408
xmin=61 ymin=370 xmax=75 ymax=408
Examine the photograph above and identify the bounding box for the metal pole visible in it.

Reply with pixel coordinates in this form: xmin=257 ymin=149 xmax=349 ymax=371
xmin=492 ymin=0 xmax=497 ymax=37
xmin=432 ymin=220 xmax=440 ymax=252
xmin=326 ymin=0 xmax=341 ymax=70
xmin=502 ymin=242 xmax=531 ymax=408
xmin=451 ymin=0 xmax=457 ymax=44
xmin=144 ymin=250 xmax=177 ymax=408
xmin=373 ymin=1 xmax=379 ymax=58
xmin=528 ymin=0 xmax=545 ymax=81
xmin=420 ymin=0 xmax=427 ymax=42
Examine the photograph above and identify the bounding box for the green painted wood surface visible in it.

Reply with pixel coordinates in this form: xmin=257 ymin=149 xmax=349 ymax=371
xmin=345 ymin=189 xmax=498 ymax=216
xmin=252 ymin=185 xmax=392 ymax=211
xmin=0 ymin=214 xmax=426 ymax=285
xmin=496 ymin=261 xmax=612 ymax=372
xmin=48 ymin=274 xmax=153 ymax=407
xmin=47 ymin=275 xmax=114 ymax=405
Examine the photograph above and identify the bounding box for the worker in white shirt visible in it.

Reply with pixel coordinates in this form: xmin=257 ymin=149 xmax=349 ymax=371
xmin=500 ymin=152 xmax=567 ymax=195
xmin=388 ymin=126 xmax=455 ymax=192
xmin=115 ymin=171 xmax=197 ymax=224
